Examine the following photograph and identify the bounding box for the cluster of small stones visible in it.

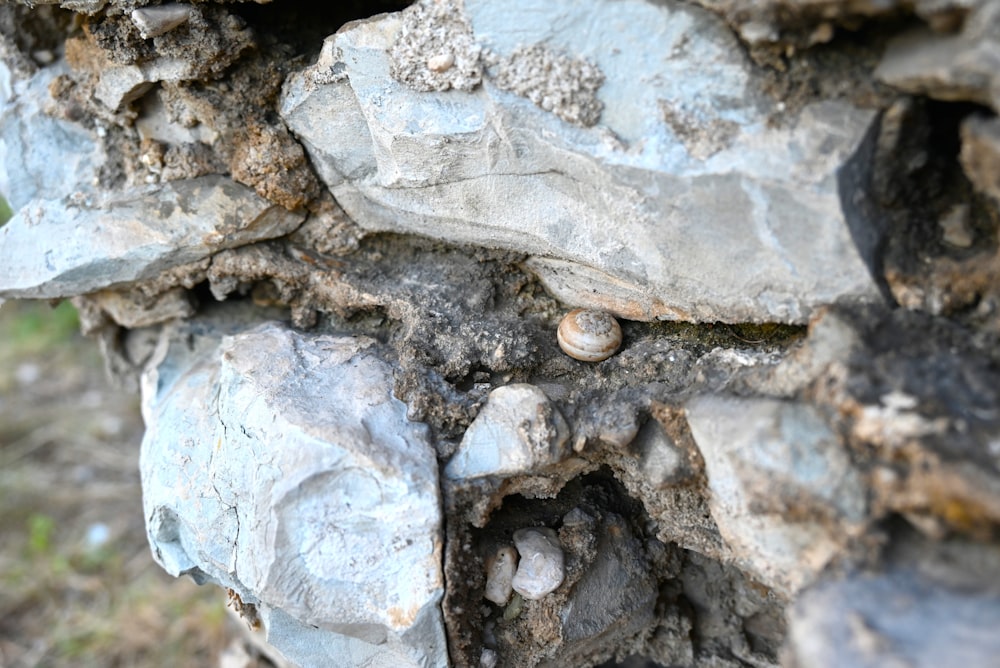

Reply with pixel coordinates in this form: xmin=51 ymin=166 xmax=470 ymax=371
xmin=3 ymin=0 xmax=1000 ymax=667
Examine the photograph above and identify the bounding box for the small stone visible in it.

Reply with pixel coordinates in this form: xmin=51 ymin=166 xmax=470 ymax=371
xmin=443 ymin=384 xmax=569 ymax=480
xmin=131 ymin=4 xmax=192 ymax=39
xmin=479 ymin=648 xmax=498 ymax=668
xmin=427 ymin=52 xmax=455 ymax=73
xmin=511 ymin=528 xmax=565 ymax=600
xmin=484 ymin=545 xmax=518 ymax=605
xmin=939 ymin=204 xmax=974 ymax=248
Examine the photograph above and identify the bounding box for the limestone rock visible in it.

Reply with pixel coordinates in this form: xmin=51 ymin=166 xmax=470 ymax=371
xmin=444 ymin=384 xmax=569 ymax=481
xmin=0 ymin=61 xmax=105 ymax=211
xmin=685 ymin=395 xmax=866 ymax=596
xmin=87 ymin=286 xmax=194 ymax=328
xmin=511 ymin=527 xmax=565 ymax=600
xmin=633 ymin=419 xmax=689 ymax=488
xmin=875 ymin=2 xmax=1000 ymax=111
xmin=280 ymin=0 xmax=883 ymax=324
xmin=787 ymin=535 xmax=1000 ymax=667
xmin=140 ymin=309 xmax=447 ymax=668
xmin=0 ymin=175 xmax=304 ymax=299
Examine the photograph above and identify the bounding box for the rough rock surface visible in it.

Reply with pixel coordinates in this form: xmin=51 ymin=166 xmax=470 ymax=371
xmin=444 ymin=384 xmax=569 ymax=481
xmin=510 ymin=527 xmax=565 ymax=600
xmin=140 ymin=306 xmax=447 ymax=668
xmin=3 ymin=0 xmax=1000 ymax=667
xmin=0 ymin=175 xmax=304 ymax=299
xmin=874 ymin=1 xmax=1000 ymax=111
xmin=281 ymin=0 xmax=883 ymax=324
xmin=786 ymin=529 xmax=1000 ymax=668
xmin=0 ymin=60 xmax=104 ymax=210
xmin=686 ymin=395 xmax=866 ymax=596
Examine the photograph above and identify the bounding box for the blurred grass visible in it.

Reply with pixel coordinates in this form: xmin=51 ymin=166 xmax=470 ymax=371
xmin=0 ymin=300 xmax=259 ymax=667
xmin=1 ymin=300 xmax=80 ymax=354
xmin=0 ymin=193 xmax=11 ymax=225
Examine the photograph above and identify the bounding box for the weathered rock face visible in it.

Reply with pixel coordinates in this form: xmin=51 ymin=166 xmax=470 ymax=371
xmin=280 ymin=0 xmax=884 ymax=324
xmin=141 ymin=306 xmax=446 ymax=668
xmin=0 ymin=60 xmax=105 ymax=211
xmin=686 ymin=396 xmax=866 ymax=596
xmin=0 ymin=175 xmax=304 ymax=299
xmin=786 ymin=530 xmax=1000 ymax=668
xmin=3 ymin=0 xmax=1000 ymax=667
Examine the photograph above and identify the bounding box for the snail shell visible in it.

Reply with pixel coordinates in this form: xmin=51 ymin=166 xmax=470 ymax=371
xmin=557 ymin=309 xmax=622 ymax=362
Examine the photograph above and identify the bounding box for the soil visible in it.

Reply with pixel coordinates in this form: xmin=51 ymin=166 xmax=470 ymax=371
xmin=0 ymin=301 xmax=272 ymax=667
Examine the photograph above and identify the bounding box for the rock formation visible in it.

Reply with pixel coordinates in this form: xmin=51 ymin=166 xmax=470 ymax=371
xmin=2 ymin=0 xmax=1000 ymax=666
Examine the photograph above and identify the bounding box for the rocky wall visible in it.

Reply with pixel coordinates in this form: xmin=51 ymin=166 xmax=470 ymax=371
xmin=2 ymin=0 xmax=1000 ymax=666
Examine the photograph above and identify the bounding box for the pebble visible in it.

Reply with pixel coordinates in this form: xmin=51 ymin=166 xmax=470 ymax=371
xmin=427 ymin=52 xmax=455 ymax=73
xmin=484 ymin=545 xmax=518 ymax=605
xmin=511 ymin=527 xmax=565 ymax=600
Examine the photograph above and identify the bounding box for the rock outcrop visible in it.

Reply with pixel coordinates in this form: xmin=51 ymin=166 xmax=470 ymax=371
xmin=2 ymin=0 xmax=1000 ymax=666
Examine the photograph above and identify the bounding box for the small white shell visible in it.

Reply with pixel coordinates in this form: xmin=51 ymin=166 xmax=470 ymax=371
xmin=557 ymin=309 xmax=622 ymax=362
xmin=427 ymin=52 xmax=455 ymax=73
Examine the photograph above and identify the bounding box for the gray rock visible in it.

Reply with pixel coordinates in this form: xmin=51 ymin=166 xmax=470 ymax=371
xmin=0 ymin=175 xmax=304 ymax=299
xmin=511 ymin=527 xmax=565 ymax=600
xmin=559 ymin=513 xmax=657 ymax=661
xmin=95 ymin=59 xmax=197 ymax=111
xmin=787 ymin=539 xmax=1000 ymax=667
xmin=0 ymin=61 xmax=105 ymax=212
xmin=875 ymin=3 xmax=1000 ymax=111
xmin=140 ymin=311 xmax=447 ymax=668
xmin=686 ymin=395 xmax=865 ymax=596
xmin=280 ymin=0 xmax=882 ymax=324
xmin=443 ymin=384 xmax=569 ymax=481
xmin=633 ymin=419 xmax=688 ymax=488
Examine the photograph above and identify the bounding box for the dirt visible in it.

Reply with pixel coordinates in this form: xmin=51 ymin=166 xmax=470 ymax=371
xmin=0 ymin=301 xmax=273 ymax=667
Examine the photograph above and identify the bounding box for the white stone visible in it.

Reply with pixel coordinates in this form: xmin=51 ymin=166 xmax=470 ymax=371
xmin=140 ymin=310 xmax=447 ymax=668
xmin=131 ymin=4 xmax=192 ymax=39
xmin=479 ymin=648 xmax=498 ymax=668
xmin=685 ymin=395 xmax=866 ymax=596
xmin=443 ymin=384 xmax=569 ymax=481
xmin=0 ymin=175 xmax=304 ymax=299
xmin=511 ymin=527 xmax=565 ymax=600
xmin=280 ymin=0 xmax=883 ymax=324
xmin=484 ymin=545 xmax=518 ymax=605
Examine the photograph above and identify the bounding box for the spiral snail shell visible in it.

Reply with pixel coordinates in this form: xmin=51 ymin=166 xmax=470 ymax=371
xmin=557 ymin=309 xmax=622 ymax=362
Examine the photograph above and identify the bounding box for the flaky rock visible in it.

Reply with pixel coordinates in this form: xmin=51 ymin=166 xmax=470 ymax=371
xmin=281 ymin=0 xmax=883 ymax=324
xmin=0 ymin=175 xmax=304 ymax=299
xmin=141 ymin=310 xmax=447 ymax=668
